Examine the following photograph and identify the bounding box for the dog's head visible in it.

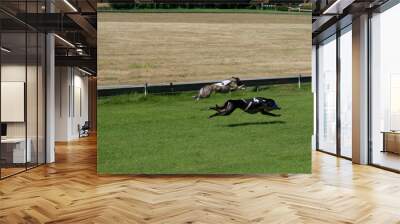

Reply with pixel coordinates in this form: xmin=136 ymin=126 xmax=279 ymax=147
xmin=231 ymin=76 xmax=245 ymax=89
xmin=262 ymin=98 xmax=281 ymax=110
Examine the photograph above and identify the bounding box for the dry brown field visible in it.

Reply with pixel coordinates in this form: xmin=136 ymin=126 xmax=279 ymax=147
xmin=98 ymin=13 xmax=311 ymax=86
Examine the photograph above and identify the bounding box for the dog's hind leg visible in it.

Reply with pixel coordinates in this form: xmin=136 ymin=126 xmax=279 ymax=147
xmin=209 ymin=102 xmax=237 ymax=118
xmin=220 ymin=102 xmax=237 ymax=116
xmin=208 ymin=112 xmax=220 ymax=119
xmin=194 ymin=87 xmax=207 ymax=100
xmin=209 ymin=104 xmax=220 ymax=111
xmin=210 ymin=99 xmax=231 ymax=110
xmin=193 ymin=90 xmax=200 ymax=101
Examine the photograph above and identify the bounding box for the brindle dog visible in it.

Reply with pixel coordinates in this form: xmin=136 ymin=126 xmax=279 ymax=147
xmin=193 ymin=77 xmax=245 ymax=100
xmin=208 ymin=97 xmax=281 ymax=119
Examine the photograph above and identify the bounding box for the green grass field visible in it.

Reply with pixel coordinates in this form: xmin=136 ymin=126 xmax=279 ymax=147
xmin=98 ymin=83 xmax=312 ymax=174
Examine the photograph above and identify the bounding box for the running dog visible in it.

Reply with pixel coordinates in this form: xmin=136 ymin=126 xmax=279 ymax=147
xmin=193 ymin=77 xmax=245 ymax=100
xmin=208 ymin=97 xmax=281 ymax=118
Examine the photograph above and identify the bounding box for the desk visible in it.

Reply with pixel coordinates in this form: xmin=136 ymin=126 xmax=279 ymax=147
xmin=1 ymin=138 xmax=31 ymax=163
xmin=382 ymin=131 xmax=400 ymax=154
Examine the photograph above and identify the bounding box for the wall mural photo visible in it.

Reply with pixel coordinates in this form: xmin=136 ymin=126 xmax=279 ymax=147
xmin=97 ymin=1 xmax=312 ymax=174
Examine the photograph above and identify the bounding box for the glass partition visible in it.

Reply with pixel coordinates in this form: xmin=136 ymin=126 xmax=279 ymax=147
xmin=1 ymin=31 xmax=28 ymax=178
xmin=0 ymin=1 xmax=46 ymax=179
xmin=27 ymin=31 xmax=38 ymax=169
xmin=370 ymin=4 xmax=400 ymax=171
xmin=317 ymin=35 xmax=337 ymax=154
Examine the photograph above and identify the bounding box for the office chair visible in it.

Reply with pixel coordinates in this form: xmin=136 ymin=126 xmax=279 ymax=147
xmin=79 ymin=121 xmax=90 ymax=138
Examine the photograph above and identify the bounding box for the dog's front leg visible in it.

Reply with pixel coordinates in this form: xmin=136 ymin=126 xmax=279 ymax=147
xmin=261 ymin=111 xmax=281 ymax=117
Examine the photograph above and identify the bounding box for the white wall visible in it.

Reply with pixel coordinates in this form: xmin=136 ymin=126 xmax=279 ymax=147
xmin=55 ymin=67 xmax=70 ymax=141
xmin=55 ymin=67 xmax=89 ymax=141
xmin=72 ymin=73 xmax=89 ymax=138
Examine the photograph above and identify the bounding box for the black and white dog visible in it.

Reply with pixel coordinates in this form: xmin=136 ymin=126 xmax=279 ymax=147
xmin=209 ymin=97 xmax=281 ymax=119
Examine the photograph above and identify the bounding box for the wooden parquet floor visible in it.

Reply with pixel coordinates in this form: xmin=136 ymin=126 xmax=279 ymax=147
xmin=1 ymin=135 xmax=400 ymax=224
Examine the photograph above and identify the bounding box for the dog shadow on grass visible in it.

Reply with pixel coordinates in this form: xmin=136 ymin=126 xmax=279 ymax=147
xmin=224 ymin=120 xmax=285 ymax=127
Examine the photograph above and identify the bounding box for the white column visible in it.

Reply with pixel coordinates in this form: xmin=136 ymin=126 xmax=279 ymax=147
xmin=46 ymin=32 xmax=55 ymax=163
xmin=352 ymin=14 xmax=369 ymax=164
xmin=45 ymin=0 xmax=56 ymax=163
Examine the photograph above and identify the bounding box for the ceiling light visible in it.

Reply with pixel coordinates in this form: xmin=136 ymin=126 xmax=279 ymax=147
xmin=76 ymin=48 xmax=87 ymax=56
xmin=63 ymin=0 xmax=78 ymax=12
xmin=54 ymin=34 xmax=75 ymax=48
xmin=323 ymin=0 xmax=341 ymax=14
xmin=323 ymin=0 xmax=354 ymax=15
xmin=1 ymin=47 xmax=11 ymax=53
xmin=78 ymin=67 xmax=93 ymax=76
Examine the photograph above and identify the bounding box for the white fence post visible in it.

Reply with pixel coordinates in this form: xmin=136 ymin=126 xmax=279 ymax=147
xmin=298 ymin=74 xmax=302 ymax=89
